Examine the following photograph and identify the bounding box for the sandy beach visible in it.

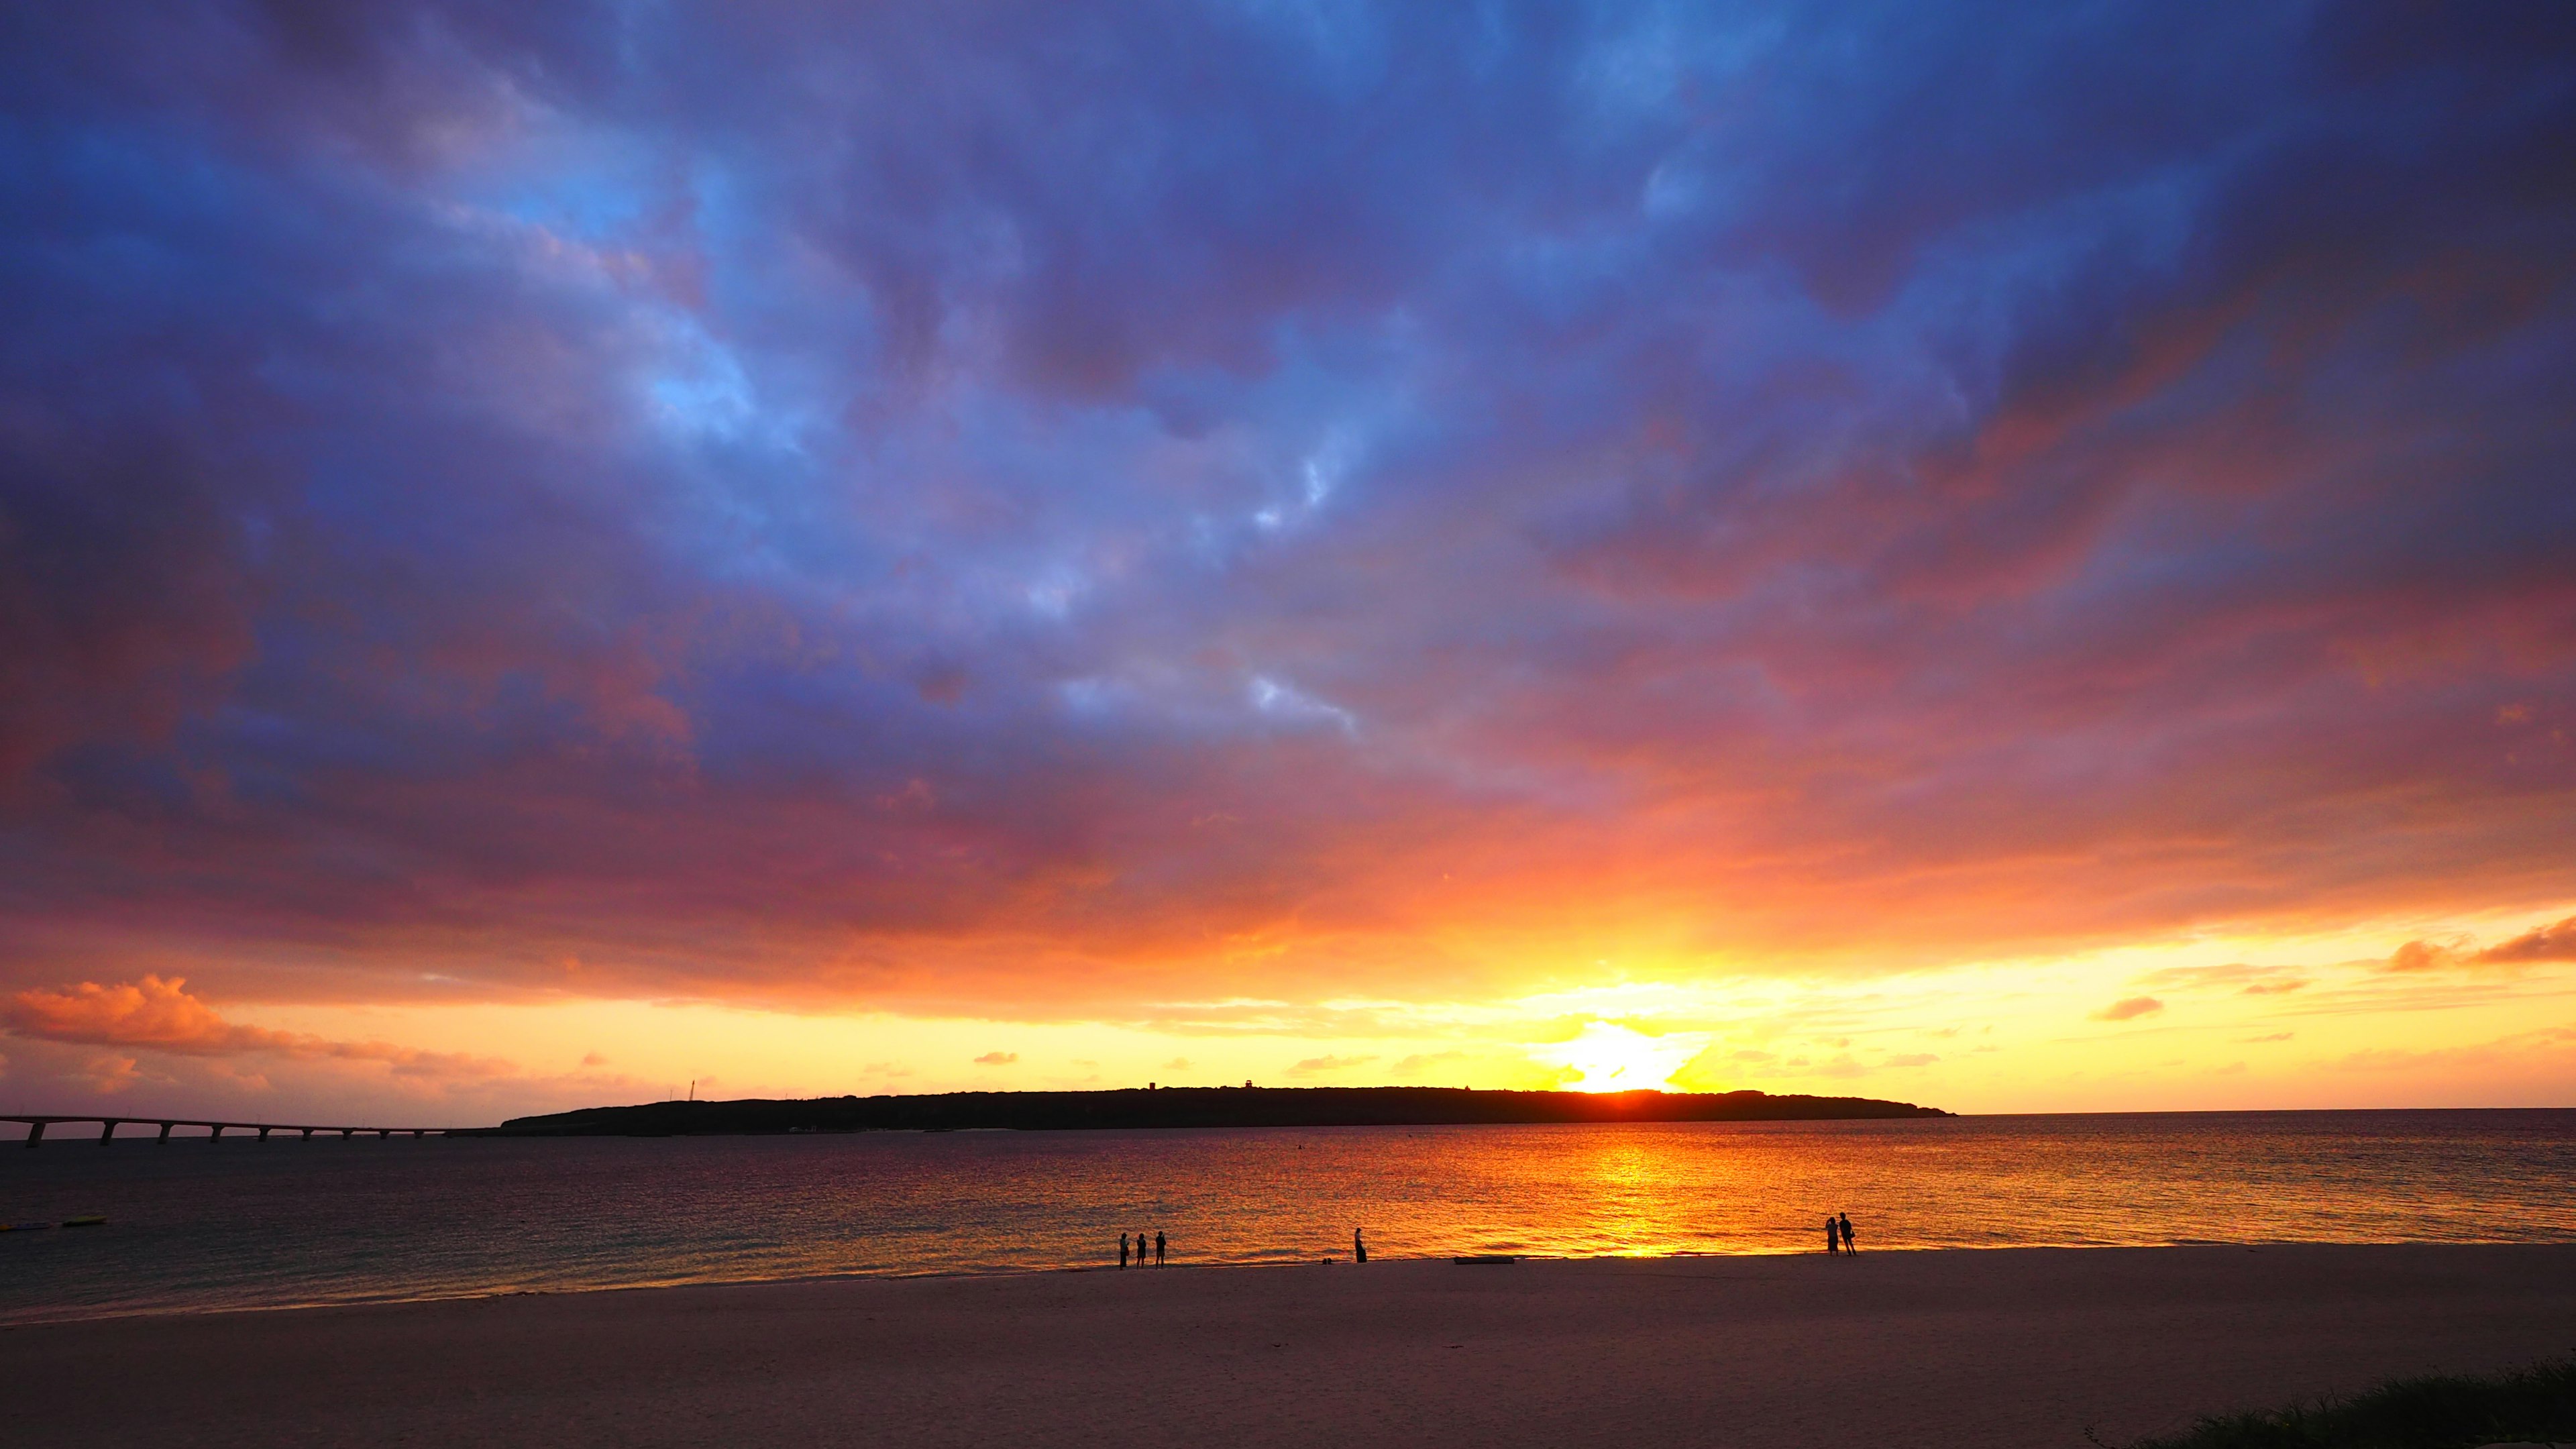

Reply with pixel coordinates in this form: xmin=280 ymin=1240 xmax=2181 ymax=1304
xmin=10 ymin=1243 xmax=2574 ymax=1448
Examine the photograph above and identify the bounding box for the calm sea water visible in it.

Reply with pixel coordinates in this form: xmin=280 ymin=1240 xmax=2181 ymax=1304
xmin=2 ymin=1110 xmax=2571 ymax=1324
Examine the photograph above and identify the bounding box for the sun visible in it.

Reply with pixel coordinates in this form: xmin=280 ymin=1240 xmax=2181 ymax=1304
xmin=1544 ymin=1021 xmax=1708 ymax=1092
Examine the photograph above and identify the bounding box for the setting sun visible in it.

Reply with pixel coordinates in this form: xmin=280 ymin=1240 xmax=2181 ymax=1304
xmin=1545 ymin=1022 xmax=1710 ymax=1093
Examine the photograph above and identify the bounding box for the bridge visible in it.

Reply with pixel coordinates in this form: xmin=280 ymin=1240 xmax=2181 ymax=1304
xmin=5 ymin=1114 xmax=474 ymax=1147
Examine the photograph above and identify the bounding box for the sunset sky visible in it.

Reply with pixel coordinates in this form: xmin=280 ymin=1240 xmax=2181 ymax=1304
xmin=3 ymin=2 xmax=2573 ymax=1124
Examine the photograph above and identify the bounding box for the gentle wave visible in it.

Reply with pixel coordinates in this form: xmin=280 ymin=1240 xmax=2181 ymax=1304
xmin=3 ymin=1109 xmax=2571 ymax=1323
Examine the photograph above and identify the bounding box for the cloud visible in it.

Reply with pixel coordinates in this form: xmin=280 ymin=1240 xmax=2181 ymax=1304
xmin=0 ymin=1 xmax=2569 ymax=1053
xmin=1159 ymin=1057 xmax=1191 ymax=1071
xmin=1883 ymin=1053 xmax=1938 ymax=1068
xmin=7 ymin=975 xmax=280 ymax=1056
xmin=972 ymin=1051 xmax=1018 ymax=1066
xmin=2091 ymin=996 xmax=2165 ymax=1023
xmin=1286 ymin=1053 xmax=1379 ymax=1078
xmin=2385 ymin=916 xmax=2576 ymax=973
xmin=2384 ymin=939 xmax=2465 ymax=973
xmin=0 ymin=974 xmax=659 ymax=1120
xmin=2238 ymin=1032 xmax=2294 ymax=1043
xmin=2471 ymin=916 xmax=2576 ymax=965
xmin=1390 ymin=1050 xmax=1468 ymax=1077
xmin=1 ymin=975 xmax=570 ymax=1088
xmin=79 ymin=1053 xmax=146 ymax=1095
xmin=2137 ymin=964 xmax=2310 ymax=996
xmin=2 ymin=975 xmax=513 ymax=1079
xmin=2332 ymin=1025 xmax=2576 ymax=1077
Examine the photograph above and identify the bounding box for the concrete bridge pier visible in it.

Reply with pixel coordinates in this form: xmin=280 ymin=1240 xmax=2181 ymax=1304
xmin=208 ymin=1124 xmax=223 ymax=1142
xmin=23 ymin=1121 xmax=44 ymax=1148
xmin=257 ymin=1126 xmax=272 ymax=1142
xmin=99 ymin=1120 xmax=118 ymax=1146
xmin=158 ymin=1122 xmax=173 ymax=1143
xmin=301 ymin=1128 xmax=314 ymax=1140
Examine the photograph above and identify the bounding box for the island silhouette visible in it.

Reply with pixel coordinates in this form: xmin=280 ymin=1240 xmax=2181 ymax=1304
xmin=472 ymin=1086 xmax=1949 ymax=1136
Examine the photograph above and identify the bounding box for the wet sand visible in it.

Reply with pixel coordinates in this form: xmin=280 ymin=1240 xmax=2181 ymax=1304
xmin=13 ymin=1244 xmax=2576 ymax=1448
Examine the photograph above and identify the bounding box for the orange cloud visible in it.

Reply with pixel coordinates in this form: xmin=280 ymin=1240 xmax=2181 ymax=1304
xmin=2385 ymin=938 xmax=2465 ymax=973
xmin=6 ymin=975 xmax=277 ymax=1055
xmin=2474 ymin=916 xmax=2576 ymax=965
xmin=2383 ymin=917 xmax=2576 ymax=973
xmin=2091 ymin=996 xmax=2165 ymax=1022
xmin=2 ymin=975 xmax=517 ymax=1078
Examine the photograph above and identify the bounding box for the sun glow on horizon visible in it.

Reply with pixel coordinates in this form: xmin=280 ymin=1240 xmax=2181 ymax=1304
xmin=1542 ymin=1021 xmax=1711 ymax=1093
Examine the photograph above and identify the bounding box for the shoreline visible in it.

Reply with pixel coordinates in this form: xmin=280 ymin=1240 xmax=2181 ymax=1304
xmin=15 ymin=1243 xmax=2576 ymax=1448
xmin=15 ymin=1234 xmax=2576 ymax=1331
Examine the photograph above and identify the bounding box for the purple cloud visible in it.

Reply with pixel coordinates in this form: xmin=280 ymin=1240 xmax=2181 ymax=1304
xmin=0 ymin=2 xmax=2571 ymax=1018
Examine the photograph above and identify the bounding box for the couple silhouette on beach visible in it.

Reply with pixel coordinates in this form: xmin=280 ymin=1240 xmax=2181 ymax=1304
xmin=1824 ymin=1213 xmax=1858 ymax=1254
xmin=1118 ymin=1231 xmax=1165 ymax=1268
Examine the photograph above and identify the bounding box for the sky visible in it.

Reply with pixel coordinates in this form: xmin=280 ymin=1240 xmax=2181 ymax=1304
xmin=2 ymin=1 xmax=2573 ymax=1124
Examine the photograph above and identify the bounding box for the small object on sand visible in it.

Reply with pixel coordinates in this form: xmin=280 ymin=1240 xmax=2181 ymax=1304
xmin=61 ymin=1215 xmax=107 ymax=1228
xmin=1452 ymin=1254 xmax=1518 ymax=1265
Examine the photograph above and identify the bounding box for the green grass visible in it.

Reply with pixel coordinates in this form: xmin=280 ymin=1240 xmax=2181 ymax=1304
xmin=2116 ymin=1358 xmax=2576 ymax=1449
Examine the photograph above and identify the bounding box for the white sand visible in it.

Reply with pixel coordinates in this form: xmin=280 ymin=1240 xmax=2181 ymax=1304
xmin=13 ymin=1244 xmax=2576 ymax=1447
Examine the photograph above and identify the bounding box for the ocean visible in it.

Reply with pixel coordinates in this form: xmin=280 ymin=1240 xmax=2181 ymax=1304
xmin=3 ymin=1110 xmax=2571 ymax=1324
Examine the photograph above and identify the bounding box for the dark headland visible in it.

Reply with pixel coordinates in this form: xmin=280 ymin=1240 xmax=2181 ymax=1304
xmin=474 ymin=1085 xmax=1949 ymax=1136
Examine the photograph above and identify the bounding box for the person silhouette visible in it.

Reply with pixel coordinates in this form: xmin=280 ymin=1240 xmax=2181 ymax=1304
xmin=1825 ymin=1215 xmax=1839 ymax=1254
xmin=1354 ymin=1227 xmax=1367 ymax=1264
xmin=1120 ymin=1233 xmax=1130 ymax=1269
xmin=1839 ymin=1214 xmax=1856 ymax=1254
xmin=1154 ymin=1230 xmax=1167 ymax=1266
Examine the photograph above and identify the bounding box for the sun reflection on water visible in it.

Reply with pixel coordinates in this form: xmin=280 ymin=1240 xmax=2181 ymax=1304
xmin=3 ymin=1112 xmax=2573 ymax=1322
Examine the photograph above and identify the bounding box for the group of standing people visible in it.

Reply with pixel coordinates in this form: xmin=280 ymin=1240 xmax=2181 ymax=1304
xmin=1116 ymin=1227 xmax=1369 ymax=1267
xmin=1823 ymin=1212 xmax=1858 ymax=1254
